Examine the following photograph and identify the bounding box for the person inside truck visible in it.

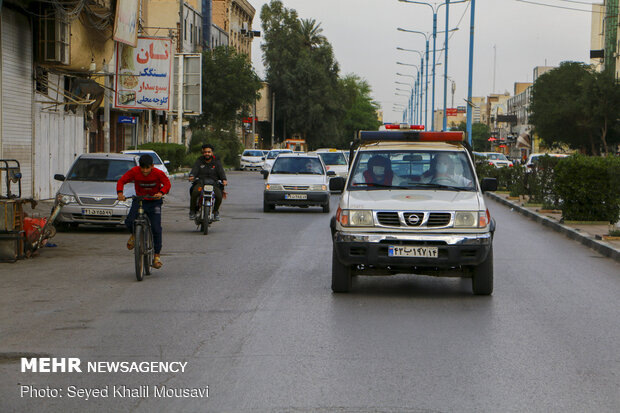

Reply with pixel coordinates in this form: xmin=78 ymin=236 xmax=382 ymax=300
xmin=426 ymin=152 xmax=473 ymax=188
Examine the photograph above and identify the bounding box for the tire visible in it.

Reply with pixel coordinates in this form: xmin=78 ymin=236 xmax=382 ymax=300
xmin=472 ymin=246 xmax=493 ymax=295
xmin=331 ymin=246 xmax=352 ymax=293
xmin=144 ymin=226 xmax=153 ymax=276
xmin=263 ymin=199 xmax=273 ymax=213
xmin=322 ymin=201 xmax=330 ymax=213
xmin=134 ymin=226 xmax=144 ymax=281
xmin=202 ymin=206 xmax=210 ymax=235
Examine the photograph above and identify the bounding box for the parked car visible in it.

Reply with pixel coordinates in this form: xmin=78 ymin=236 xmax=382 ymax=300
xmin=479 ymin=152 xmax=513 ymax=168
xmin=525 ymin=153 xmax=569 ymax=170
xmin=239 ymin=150 xmax=266 ymax=170
xmin=122 ymin=149 xmax=170 ymax=176
xmin=263 ymin=153 xmax=332 ymax=213
xmin=53 ymin=153 xmax=139 ymax=227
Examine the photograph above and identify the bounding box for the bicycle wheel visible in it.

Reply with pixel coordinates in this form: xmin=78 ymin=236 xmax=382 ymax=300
xmin=134 ymin=225 xmax=144 ymax=281
xmin=202 ymin=204 xmax=210 ymax=235
xmin=144 ymin=219 xmax=153 ymax=276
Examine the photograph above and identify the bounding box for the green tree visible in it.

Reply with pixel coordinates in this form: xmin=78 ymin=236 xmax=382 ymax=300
xmin=334 ymin=74 xmax=382 ymax=147
xmin=261 ymin=0 xmax=342 ymax=149
xmin=192 ymin=46 xmax=262 ymax=130
xmin=580 ymin=70 xmax=620 ymax=156
xmin=456 ymin=121 xmax=491 ymax=151
xmin=529 ymin=61 xmax=620 ymax=155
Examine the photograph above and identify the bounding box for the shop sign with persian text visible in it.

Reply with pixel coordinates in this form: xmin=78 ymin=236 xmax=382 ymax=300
xmin=114 ymin=37 xmax=173 ymax=111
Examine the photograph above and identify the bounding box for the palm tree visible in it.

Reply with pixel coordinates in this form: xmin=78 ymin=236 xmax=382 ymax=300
xmin=298 ymin=18 xmax=325 ymax=48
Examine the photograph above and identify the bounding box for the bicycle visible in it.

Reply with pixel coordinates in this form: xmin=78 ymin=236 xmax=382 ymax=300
xmin=129 ymin=195 xmax=158 ymax=281
xmin=193 ymin=179 xmax=219 ymax=235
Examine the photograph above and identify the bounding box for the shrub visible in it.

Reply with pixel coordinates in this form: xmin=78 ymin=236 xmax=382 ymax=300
xmin=137 ymin=143 xmax=186 ymax=172
xmin=189 ymin=129 xmax=244 ymax=168
xmin=554 ymin=155 xmax=620 ymax=223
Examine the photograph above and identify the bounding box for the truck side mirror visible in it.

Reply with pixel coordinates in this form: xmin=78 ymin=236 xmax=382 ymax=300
xmin=480 ymin=177 xmax=498 ymax=192
xmin=329 ymin=177 xmax=345 ymax=192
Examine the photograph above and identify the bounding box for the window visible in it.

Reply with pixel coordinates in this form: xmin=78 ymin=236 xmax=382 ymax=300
xmin=39 ymin=10 xmax=70 ymax=65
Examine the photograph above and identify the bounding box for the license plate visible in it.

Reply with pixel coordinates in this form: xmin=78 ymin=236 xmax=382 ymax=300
xmin=388 ymin=246 xmax=438 ymax=258
xmin=82 ymin=208 xmax=112 ymax=216
xmin=285 ymin=194 xmax=307 ymax=200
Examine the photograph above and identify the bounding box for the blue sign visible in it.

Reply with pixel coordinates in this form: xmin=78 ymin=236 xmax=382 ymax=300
xmin=118 ymin=116 xmax=137 ymax=124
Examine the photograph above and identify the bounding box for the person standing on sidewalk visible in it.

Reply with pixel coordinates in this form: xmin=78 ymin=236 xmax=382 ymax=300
xmin=189 ymin=144 xmax=228 ymax=221
xmin=117 ymin=154 xmax=171 ymax=269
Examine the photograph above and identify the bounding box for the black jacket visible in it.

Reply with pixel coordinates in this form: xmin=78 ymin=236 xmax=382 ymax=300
xmin=190 ymin=156 xmax=227 ymax=184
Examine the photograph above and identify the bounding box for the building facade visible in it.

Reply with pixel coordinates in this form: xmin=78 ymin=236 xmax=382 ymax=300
xmin=212 ymin=0 xmax=256 ymax=57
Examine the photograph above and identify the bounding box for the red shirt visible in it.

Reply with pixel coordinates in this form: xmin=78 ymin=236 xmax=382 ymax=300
xmin=116 ymin=166 xmax=171 ymax=197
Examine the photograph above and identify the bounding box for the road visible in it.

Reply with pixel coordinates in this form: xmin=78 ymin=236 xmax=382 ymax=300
xmin=1 ymin=171 xmax=619 ymax=412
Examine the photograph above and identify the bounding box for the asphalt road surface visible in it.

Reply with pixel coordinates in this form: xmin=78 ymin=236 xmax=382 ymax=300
xmin=1 ymin=171 xmax=619 ymax=412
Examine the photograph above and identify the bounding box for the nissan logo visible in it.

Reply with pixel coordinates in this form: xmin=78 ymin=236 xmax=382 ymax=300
xmin=407 ymin=214 xmax=421 ymax=225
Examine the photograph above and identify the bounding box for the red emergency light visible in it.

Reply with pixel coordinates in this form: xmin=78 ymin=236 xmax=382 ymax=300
xmin=360 ymin=130 xmax=464 ymax=142
xmin=384 ymin=124 xmax=425 ymax=130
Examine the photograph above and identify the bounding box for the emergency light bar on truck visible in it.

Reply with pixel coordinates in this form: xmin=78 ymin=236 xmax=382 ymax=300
xmin=359 ymin=130 xmax=465 ymax=142
xmin=382 ymin=124 xmax=425 ymax=130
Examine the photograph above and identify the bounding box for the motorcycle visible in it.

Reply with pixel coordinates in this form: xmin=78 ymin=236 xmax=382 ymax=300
xmin=193 ymin=179 xmax=220 ymax=235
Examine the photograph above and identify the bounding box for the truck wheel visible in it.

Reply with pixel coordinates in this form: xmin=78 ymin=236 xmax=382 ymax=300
xmin=263 ymin=200 xmax=274 ymax=212
xmin=322 ymin=201 xmax=330 ymax=213
xmin=472 ymin=247 xmax=493 ymax=295
xmin=331 ymin=246 xmax=351 ymax=293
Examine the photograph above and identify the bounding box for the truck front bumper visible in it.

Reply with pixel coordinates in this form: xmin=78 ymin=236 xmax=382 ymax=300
xmin=333 ymin=231 xmax=492 ymax=269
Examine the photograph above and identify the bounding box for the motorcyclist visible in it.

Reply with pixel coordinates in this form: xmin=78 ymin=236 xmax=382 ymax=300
xmin=189 ymin=144 xmax=228 ymax=221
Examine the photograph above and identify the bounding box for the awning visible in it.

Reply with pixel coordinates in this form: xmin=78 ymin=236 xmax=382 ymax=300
xmin=487 ymin=137 xmax=497 ymax=141
xmin=516 ymin=133 xmax=531 ymax=149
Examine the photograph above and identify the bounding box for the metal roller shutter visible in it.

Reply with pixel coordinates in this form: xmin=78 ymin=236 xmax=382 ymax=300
xmin=1 ymin=8 xmax=33 ymax=198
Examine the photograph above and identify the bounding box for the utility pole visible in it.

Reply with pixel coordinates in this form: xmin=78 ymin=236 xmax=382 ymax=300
xmin=103 ymin=61 xmax=111 ymax=152
xmin=177 ymin=0 xmax=184 ymax=145
xmin=271 ymin=92 xmax=275 ymax=148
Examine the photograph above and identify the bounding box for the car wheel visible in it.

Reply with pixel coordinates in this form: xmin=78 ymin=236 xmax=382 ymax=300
xmin=322 ymin=201 xmax=330 ymax=213
xmin=331 ymin=246 xmax=351 ymax=293
xmin=472 ymin=246 xmax=493 ymax=295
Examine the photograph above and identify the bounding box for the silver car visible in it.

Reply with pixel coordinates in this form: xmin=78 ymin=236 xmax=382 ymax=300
xmin=53 ymin=153 xmax=139 ymax=227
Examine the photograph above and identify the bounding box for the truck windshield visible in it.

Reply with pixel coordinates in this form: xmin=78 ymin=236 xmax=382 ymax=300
xmin=348 ymin=150 xmax=476 ymax=191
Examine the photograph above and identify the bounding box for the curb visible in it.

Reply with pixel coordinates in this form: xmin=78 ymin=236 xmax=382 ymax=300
xmin=486 ymin=192 xmax=620 ymax=263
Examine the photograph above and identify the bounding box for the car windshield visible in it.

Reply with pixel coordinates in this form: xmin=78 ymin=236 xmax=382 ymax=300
xmin=486 ymin=153 xmax=507 ymax=161
xmin=67 ymin=159 xmax=136 ymax=182
xmin=243 ymin=150 xmax=264 ymax=157
xmin=348 ymin=150 xmax=476 ymax=191
xmin=125 ymin=152 xmax=162 ymax=164
xmin=271 ymin=157 xmax=325 ymax=175
xmin=318 ymin=152 xmax=347 ymax=165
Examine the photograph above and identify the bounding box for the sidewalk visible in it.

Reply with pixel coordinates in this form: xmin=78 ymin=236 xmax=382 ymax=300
xmin=486 ymin=192 xmax=620 ymax=263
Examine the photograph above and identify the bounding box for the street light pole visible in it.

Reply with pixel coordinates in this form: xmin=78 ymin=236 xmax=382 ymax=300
xmin=466 ymin=0 xmax=476 ymax=146
xmin=399 ymin=0 xmax=467 ymax=131
xmin=442 ymin=0 xmax=450 ymax=131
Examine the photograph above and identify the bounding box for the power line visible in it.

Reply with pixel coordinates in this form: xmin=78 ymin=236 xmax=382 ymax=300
xmin=514 ymin=0 xmax=606 ymax=13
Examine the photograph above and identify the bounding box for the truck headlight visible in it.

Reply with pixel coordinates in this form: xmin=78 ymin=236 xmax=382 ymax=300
xmin=309 ymin=184 xmax=327 ymax=191
xmin=339 ymin=209 xmax=374 ymax=227
xmin=265 ymin=184 xmax=283 ymax=191
xmin=56 ymin=194 xmax=76 ymax=204
xmin=455 ymin=211 xmax=487 ymax=228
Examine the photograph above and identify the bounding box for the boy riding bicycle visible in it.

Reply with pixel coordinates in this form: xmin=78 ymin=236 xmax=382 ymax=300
xmin=117 ymin=154 xmax=171 ymax=269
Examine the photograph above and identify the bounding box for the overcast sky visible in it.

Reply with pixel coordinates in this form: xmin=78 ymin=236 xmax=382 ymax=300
xmin=250 ymin=0 xmax=599 ymax=124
